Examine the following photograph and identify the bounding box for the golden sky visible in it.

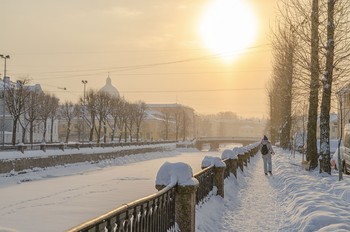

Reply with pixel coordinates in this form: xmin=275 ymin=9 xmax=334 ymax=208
xmin=0 ymin=0 xmax=278 ymax=118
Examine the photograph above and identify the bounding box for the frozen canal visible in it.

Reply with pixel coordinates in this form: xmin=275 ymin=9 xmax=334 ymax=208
xmin=0 ymin=145 xmax=231 ymax=232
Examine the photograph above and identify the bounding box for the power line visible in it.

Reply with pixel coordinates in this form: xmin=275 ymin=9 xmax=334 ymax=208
xmin=11 ymin=44 xmax=271 ymax=77
xmin=44 ymin=87 xmax=265 ymax=94
xmin=121 ymin=88 xmax=265 ymax=93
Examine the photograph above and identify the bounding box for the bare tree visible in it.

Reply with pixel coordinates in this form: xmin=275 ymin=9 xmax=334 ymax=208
xmin=24 ymin=89 xmax=43 ymax=145
xmin=125 ymin=102 xmax=136 ymax=142
xmin=319 ymin=0 xmax=350 ymax=174
xmin=180 ymin=109 xmax=192 ymax=141
xmin=160 ymin=108 xmax=173 ymax=140
xmin=107 ymin=96 xmax=123 ymax=142
xmin=38 ymin=94 xmax=59 ymax=142
xmin=174 ymin=106 xmax=182 ymax=141
xmin=5 ymin=79 xmax=32 ymax=145
xmin=279 ymin=0 xmax=320 ymax=168
xmin=59 ymin=101 xmax=78 ymax=143
xmin=271 ymin=21 xmax=298 ymax=149
xmin=49 ymin=96 xmax=59 ymax=143
xmin=134 ymin=101 xmax=147 ymax=142
xmin=84 ymin=90 xmax=97 ymax=142
xmin=95 ymin=92 xmax=111 ymax=144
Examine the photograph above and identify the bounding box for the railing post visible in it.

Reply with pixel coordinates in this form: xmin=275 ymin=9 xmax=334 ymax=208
xmin=59 ymin=142 xmax=64 ymax=151
xmin=156 ymin=184 xmax=198 ymax=232
xmin=244 ymin=151 xmax=249 ymax=166
xmin=228 ymin=158 xmax=238 ymax=178
xmin=222 ymin=149 xmax=238 ymax=178
xmin=40 ymin=142 xmax=46 ymax=152
xmin=175 ymin=185 xmax=198 ymax=232
xmin=237 ymin=154 xmax=244 ymax=171
xmin=17 ymin=143 xmax=25 ymax=154
xmin=155 ymin=162 xmax=199 ymax=232
xmin=75 ymin=142 xmax=80 ymax=150
xmin=213 ymin=166 xmax=225 ymax=198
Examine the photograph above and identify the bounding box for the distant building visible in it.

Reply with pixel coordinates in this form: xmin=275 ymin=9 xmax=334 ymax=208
xmin=141 ymin=104 xmax=196 ymax=141
xmin=99 ymin=75 xmax=120 ymax=97
xmin=196 ymin=116 xmax=266 ymax=139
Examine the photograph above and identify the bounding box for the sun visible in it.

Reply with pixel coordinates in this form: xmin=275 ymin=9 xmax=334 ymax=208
xmin=198 ymin=0 xmax=258 ymax=62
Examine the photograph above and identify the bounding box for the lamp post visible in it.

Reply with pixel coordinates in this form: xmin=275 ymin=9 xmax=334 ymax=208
xmin=81 ymin=80 xmax=88 ymax=143
xmin=0 ymin=54 xmax=10 ymax=146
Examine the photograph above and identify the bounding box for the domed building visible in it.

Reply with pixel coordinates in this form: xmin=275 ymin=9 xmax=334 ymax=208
xmin=99 ymin=75 xmax=120 ymax=97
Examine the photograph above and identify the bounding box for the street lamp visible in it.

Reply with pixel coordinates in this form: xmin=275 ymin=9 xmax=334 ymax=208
xmin=81 ymin=80 xmax=88 ymax=143
xmin=0 ymin=54 xmax=10 ymax=146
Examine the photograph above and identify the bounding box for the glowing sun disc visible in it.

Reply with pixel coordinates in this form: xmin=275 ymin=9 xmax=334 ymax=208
xmin=199 ymin=0 xmax=258 ymax=61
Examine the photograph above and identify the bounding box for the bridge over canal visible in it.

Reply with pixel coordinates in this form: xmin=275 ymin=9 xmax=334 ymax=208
xmin=195 ymin=136 xmax=261 ymax=150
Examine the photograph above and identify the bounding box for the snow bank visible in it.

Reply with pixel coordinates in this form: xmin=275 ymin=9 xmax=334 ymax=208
xmin=274 ymin=148 xmax=350 ymax=232
xmin=155 ymin=162 xmax=199 ymax=186
xmin=201 ymin=156 xmax=226 ymax=168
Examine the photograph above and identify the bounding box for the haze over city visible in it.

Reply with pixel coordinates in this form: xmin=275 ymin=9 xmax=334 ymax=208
xmin=0 ymin=0 xmax=278 ymax=118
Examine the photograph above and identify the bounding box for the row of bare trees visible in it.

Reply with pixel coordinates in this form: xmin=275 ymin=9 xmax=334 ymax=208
xmin=4 ymin=78 xmax=198 ymax=145
xmin=60 ymin=90 xmax=147 ymax=144
xmin=159 ymin=106 xmax=193 ymax=141
xmin=269 ymin=0 xmax=350 ymax=174
xmin=4 ymin=80 xmax=59 ymax=145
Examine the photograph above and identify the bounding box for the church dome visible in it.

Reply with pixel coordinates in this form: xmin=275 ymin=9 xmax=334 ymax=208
xmin=99 ymin=76 xmax=120 ymax=97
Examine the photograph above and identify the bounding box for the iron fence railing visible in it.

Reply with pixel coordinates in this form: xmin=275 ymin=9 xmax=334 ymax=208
xmin=0 ymin=140 xmax=177 ymax=153
xmin=194 ymin=165 xmax=215 ymax=205
xmin=67 ymin=184 xmax=176 ymax=232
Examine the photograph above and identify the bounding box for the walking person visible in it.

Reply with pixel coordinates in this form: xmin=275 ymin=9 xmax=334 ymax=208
xmin=260 ymin=135 xmax=275 ymax=175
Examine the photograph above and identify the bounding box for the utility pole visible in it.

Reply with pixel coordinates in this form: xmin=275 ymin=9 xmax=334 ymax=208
xmin=81 ymin=80 xmax=88 ymax=143
xmin=0 ymin=54 xmax=10 ymax=147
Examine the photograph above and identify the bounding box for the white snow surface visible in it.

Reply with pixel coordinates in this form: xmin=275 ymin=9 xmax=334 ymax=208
xmin=201 ymin=156 xmax=226 ymax=168
xmin=155 ymin=161 xmax=199 ymax=186
xmin=0 ymin=145 xmax=350 ymax=232
xmin=221 ymin=149 xmax=238 ymax=160
xmin=232 ymin=146 xmax=245 ymax=155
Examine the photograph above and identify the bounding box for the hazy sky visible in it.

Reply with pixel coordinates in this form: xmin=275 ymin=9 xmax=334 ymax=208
xmin=0 ymin=0 xmax=278 ymax=118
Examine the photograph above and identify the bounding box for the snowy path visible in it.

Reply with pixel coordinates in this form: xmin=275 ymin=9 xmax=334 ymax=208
xmin=221 ymin=154 xmax=284 ymax=231
xmin=197 ymin=149 xmax=350 ymax=232
xmin=197 ymin=153 xmax=286 ymax=232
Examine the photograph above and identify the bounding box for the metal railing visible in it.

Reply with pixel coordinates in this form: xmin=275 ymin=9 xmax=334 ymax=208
xmin=223 ymin=159 xmax=231 ymax=179
xmin=67 ymin=184 xmax=176 ymax=232
xmin=194 ymin=165 xmax=215 ymax=204
xmin=0 ymin=140 xmax=177 ymax=153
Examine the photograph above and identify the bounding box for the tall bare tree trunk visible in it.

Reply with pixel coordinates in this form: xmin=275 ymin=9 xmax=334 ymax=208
xmin=306 ymin=0 xmax=320 ymax=170
xmin=280 ymin=42 xmax=294 ymax=149
xmin=89 ymin=115 xmax=95 ymax=142
xmin=11 ymin=118 xmax=18 ymax=145
xmin=42 ymin=119 xmax=47 ymax=142
xmin=50 ymin=116 xmax=54 ymax=143
xmin=319 ymin=0 xmax=335 ymax=174
xmin=30 ymin=121 xmax=34 ymax=145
